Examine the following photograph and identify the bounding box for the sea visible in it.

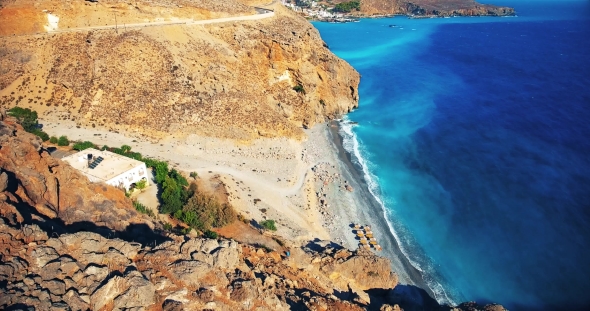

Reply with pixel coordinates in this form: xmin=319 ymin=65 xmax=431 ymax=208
xmin=313 ymin=1 xmax=590 ymax=310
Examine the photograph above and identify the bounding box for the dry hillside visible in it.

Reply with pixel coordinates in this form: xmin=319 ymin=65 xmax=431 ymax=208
xmin=0 ymin=0 xmax=360 ymax=140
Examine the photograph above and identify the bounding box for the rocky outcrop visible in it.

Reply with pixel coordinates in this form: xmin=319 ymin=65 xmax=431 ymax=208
xmin=358 ymin=0 xmax=515 ymax=17
xmin=0 ymin=0 xmax=359 ymax=140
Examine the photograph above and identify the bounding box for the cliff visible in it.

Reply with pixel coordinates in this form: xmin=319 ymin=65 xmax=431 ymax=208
xmin=0 ymin=0 xmax=359 ymax=140
xmin=0 ymin=112 xmax=509 ymax=311
xmin=354 ymin=0 xmax=515 ymax=17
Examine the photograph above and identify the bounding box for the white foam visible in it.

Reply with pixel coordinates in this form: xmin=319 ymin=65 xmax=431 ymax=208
xmin=338 ymin=117 xmax=457 ymax=306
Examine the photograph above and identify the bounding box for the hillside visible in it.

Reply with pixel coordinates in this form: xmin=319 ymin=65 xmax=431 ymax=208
xmin=317 ymin=0 xmax=515 ymax=17
xmin=0 ymin=113 xmax=511 ymax=311
xmin=0 ymin=0 xmax=360 ymax=140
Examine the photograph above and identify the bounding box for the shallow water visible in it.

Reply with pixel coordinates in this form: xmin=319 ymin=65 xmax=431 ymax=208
xmin=314 ymin=1 xmax=590 ymax=309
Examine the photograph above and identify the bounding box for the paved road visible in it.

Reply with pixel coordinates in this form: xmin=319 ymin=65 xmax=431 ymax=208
xmin=46 ymin=10 xmax=274 ymax=34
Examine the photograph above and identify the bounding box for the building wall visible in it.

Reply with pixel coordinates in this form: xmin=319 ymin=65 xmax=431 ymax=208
xmin=105 ymin=163 xmax=149 ymax=191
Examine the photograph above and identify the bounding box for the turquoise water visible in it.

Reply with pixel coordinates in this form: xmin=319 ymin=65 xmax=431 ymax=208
xmin=314 ymin=1 xmax=590 ymax=310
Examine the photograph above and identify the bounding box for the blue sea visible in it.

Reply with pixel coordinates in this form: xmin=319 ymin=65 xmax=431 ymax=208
xmin=314 ymin=1 xmax=590 ymax=310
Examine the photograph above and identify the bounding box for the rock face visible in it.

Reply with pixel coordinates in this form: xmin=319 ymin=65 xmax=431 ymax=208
xmin=358 ymin=0 xmax=516 ymax=17
xmin=0 ymin=120 xmax=508 ymax=310
xmin=0 ymin=0 xmax=359 ymax=140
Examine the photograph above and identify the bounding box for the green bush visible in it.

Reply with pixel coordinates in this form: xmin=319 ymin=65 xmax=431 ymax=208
xmin=30 ymin=129 xmax=50 ymax=142
xmin=260 ymin=219 xmax=277 ymax=231
xmin=190 ymin=172 xmax=198 ymax=179
xmin=163 ymin=223 xmax=173 ymax=231
xmin=50 ymin=136 xmax=58 ymax=144
xmin=72 ymin=141 xmax=96 ymax=151
xmin=136 ymin=179 xmax=147 ymax=190
xmin=204 ymin=230 xmax=218 ymax=239
xmin=177 ymin=190 xmax=237 ymax=231
xmin=8 ymin=107 xmax=38 ymax=132
xmin=57 ymin=135 xmax=69 ymax=146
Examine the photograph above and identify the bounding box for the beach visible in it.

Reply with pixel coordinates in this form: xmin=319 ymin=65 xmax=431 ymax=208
xmin=41 ymin=118 xmax=428 ymax=289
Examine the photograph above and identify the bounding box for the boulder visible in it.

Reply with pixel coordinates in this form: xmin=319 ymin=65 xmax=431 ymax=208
xmin=169 ymin=260 xmax=211 ymax=287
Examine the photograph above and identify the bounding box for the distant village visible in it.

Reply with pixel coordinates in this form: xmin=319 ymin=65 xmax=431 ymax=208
xmin=281 ymin=0 xmax=361 ymax=22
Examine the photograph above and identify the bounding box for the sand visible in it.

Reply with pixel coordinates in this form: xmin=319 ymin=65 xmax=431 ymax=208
xmin=41 ymin=119 xmax=428 ymax=289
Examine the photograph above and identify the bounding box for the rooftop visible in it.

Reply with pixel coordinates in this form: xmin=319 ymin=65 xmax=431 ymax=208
xmin=61 ymin=148 xmax=145 ymax=182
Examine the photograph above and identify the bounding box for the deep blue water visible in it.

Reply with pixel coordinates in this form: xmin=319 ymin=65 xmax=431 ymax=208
xmin=314 ymin=1 xmax=590 ymax=310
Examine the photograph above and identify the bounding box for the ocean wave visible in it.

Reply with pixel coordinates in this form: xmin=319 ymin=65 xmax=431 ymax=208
xmin=338 ymin=117 xmax=457 ymax=306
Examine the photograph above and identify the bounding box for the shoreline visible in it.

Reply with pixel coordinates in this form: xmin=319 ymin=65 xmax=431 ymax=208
xmin=40 ymin=118 xmax=437 ymax=301
xmin=325 ymin=120 xmax=435 ymax=297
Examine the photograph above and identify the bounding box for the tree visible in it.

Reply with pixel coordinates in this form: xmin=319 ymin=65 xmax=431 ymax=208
xmin=293 ymin=84 xmax=306 ymax=94
xmin=50 ymin=136 xmax=58 ymax=144
xmin=121 ymin=145 xmax=132 ymax=153
xmin=8 ymin=107 xmax=38 ymax=132
xmin=57 ymin=135 xmax=69 ymax=146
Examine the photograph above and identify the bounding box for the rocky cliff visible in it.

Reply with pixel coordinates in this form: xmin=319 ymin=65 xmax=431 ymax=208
xmin=357 ymin=0 xmax=515 ymax=17
xmin=0 ymin=0 xmax=359 ymax=140
xmin=0 ymin=113 xmax=509 ymax=311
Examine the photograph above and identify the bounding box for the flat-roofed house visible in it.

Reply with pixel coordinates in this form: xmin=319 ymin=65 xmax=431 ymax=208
xmin=61 ymin=148 xmax=148 ymax=191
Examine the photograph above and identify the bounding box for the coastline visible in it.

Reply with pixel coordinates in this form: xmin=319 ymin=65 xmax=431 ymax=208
xmin=324 ymin=120 xmax=435 ymax=296
xmin=40 ymin=118 xmax=436 ymax=300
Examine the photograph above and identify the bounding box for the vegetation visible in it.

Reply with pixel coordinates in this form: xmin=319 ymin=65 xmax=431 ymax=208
xmin=72 ymin=141 xmax=96 ymax=151
xmin=8 ymin=107 xmax=50 ymax=141
xmin=190 ymin=172 xmax=198 ymax=179
xmin=293 ymin=84 xmax=306 ymax=94
xmin=50 ymin=136 xmax=58 ymax=144
xmin=260 ymin=219 xmax=277 ymax=231
xmin=51 ymin=140 xmax=235 ymax=235
xmin=133 ymin=201 xmax=154 ymax=217
xmin=204 ymin=230 xmax=219 ymax=239
xmin=163 ymin=223 xmax=173 ymax=231
xmin=332 ymin=0 xmax=360 ymax=13
xmin=174 ymin=189 xmax=237 ymax=232
xmin=57 ymin=135 xmax=69 ymax=146
xmin=135 ymin=179 xmax=148 ymax=190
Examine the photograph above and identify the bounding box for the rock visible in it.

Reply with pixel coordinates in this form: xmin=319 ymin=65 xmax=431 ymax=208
xmin=0 ymin=172 xmax=7 ymax=192
xmin=211 ymin=247 xmax=240 ymax=270
xmin=31 ymin=246 xmax=59 ymax=268
xmin=169 ymin=260 xmax=211 ymax=286
xmin=200 ymin=239 xmax=220 ymax=254
xmin=63 ymin=289 xmax=90 ymax=311
xmin=43 ymin=279 xmax=66 ymax=296
xmin=90 ymin=275 xmax=125 ymax=311
xmin=162 ymin=299 xmax=184 ymax=311
xmin=113 ymin=271 xmax=156 ymax=310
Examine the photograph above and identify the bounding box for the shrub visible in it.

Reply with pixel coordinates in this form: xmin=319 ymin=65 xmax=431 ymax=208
xmin=260 ymin=219 xmax=277 ymax=231
xmin=180 ymin=191 xmax=237 ymax=231
xmin=133 ymin=201 xmax=154 ymax=217
xmin=72 ymin=141 xmax=96 ymax=151
xmin=121 ymin=144 xmax=132 ymax=153
xmin=136 ymin=179 xmax=147 ymax=190
xmin=8 ymin=107 xmax=38 ymax=132
xmin=163 ymin=223 xmax=173 ymax=231
xmin=293 ymin=84 xmax=306 ymax=94
xmin=57 ymin=135 xmax=69 ymax=146
xmin=31 ymin=129 xmax=50 ymax=141
xmin=50 ymin=136 xmax=58 ymax=144
xmin=204 ymin=230 xmax=218 ymax=239
xmin=190 ymin=172 xmax=198 ymax=179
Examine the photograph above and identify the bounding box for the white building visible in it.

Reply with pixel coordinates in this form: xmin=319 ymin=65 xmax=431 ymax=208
xmin=62 ymin=148 xmax=149 ymax=191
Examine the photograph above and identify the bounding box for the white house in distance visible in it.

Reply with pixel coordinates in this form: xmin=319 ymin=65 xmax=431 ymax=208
xmin=61 ymin=148 xmax=148 ymax=191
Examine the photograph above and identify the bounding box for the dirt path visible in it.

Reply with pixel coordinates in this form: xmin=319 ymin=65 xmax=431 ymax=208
xmin=44 ymin=11 xmax=275 ymax=35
